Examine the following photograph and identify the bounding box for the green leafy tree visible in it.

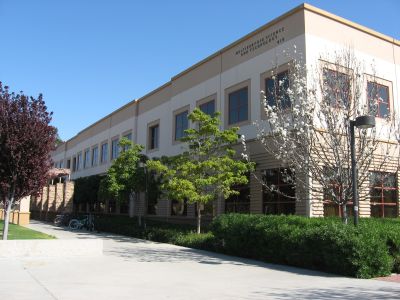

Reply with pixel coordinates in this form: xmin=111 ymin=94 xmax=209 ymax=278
xmin=99 ymin=138 xmax=145 ymax=225
xmin=147 ymin=108 xmax=255 ymax=234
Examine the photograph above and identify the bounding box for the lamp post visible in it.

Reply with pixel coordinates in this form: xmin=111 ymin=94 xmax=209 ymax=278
xmin=350 ymin=115 xmax=375 ymax=226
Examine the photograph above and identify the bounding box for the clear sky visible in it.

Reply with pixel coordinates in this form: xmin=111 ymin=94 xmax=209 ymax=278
xmin=1 ymin=0 xmax=399 ymax=141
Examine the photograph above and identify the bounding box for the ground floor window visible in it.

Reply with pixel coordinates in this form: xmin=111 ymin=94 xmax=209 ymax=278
xmin=171 ymin=199 xmax=187 ymax=216
xmin=370 ymin=172 xmax=398 ymax=218
xmin=262 ymin=168 xmax=295 ymax=215
xmin=120 ymin=201 xmax=129 ymax=214
xmin=225 ymin=183 xmax=250 ymax=213
xmin=323 ymin=202 xmax=353 ymax=217
xmin=108 ymin=199 xmax=116 ymax=214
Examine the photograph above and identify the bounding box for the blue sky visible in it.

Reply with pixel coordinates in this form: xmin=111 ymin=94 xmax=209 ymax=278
xmin=1 ymin=0 xmax=399 ymax=140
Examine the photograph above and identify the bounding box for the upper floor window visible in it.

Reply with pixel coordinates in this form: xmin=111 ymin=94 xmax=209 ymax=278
xmin=83 ymin=149 xmax=90 ymax=169
xmin=368 ymin=81 xmax=390 ymax=118
xmin=101 ymin=142 xmax=108 ymax=163
xmin=111 ymin=138 xmax=119 ymax=160
xmin=92 ymin=146 xmax=98 ymax=166
xmin=72 ymin=157 xmax=77 ymax=172
xmin=76 ymin=152 xmax=82 ymax=171
xmin=67 ymin=159 xmax=71 ymax=169
xmin=199 ymin=100 xmax=215 ymax=116
xmin=265 ymin=70 xmax=291 ymax=109
xmin=122 ymin=133 xmax=132 ymax=151
xmin=323 ymin=68 xmax=350 ymax=108
xmin=228 ymin=87 xmax=248 ymax=124
xmin=149 ymin=124 xmax=159 ymax=150
xmin=59 ymin=160 xmax=64 ymax=168
xmin=175 ymin=111 xmax=188 ymax=141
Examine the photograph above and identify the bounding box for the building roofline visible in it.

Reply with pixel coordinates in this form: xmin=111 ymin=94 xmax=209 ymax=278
xmin=57 ymin=2 xmax=399 ymax=152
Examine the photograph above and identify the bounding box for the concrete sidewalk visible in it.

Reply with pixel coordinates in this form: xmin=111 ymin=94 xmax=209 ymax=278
xmin=0 ymin=220 xmax=399 ymax=299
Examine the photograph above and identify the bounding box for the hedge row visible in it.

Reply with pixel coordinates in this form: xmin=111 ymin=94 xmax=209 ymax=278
xmin=92 ymin=214 xmax=400 ymax=278
xmin=94 ymin=215 xmax=217 ymax=251
xmin=211 ymin=214 xmax=400 ymax=278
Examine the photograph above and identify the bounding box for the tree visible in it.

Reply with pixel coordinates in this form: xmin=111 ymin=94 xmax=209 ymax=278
xmin=98 ymin=138 xmax=145 ymax=225
xmin=147 ymin=109 xmax=255 ymax=233
xmin=0 ymin=83 xmax=56 ymax=239
xmin=248 ymin=48 xmax=396 ymax=223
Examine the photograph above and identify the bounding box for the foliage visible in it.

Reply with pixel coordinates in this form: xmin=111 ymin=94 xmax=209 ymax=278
xmin=248 ymin=48 xmax=396 ymax=221
xmin=99 ymin=138 xmax=145 ymax=203
xmin=0 ymin=82 xmax=56 ymax=239
xmin=211 ymin=214 xmax=400 ymax=278
xmin=73 ymin=174 xmax=104 ymax=206
xmin=147 ymin=109 xmax=255 ymax=233
xmin=0 ymin=221 xmax=55 ymax=240
xmin=94 ymin=214 xmax=217 ymax=251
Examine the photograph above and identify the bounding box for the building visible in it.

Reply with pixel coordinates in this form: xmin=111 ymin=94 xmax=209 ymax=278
xmin=38 ymin=3 xmax=400 ymax=221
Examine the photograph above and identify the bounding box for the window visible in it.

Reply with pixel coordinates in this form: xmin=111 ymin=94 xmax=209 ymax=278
xmin=149 ymin=124 xmax=159 ymax=150
xmin=67 ymin=159 xmax=71 ymax=169
xmin=175 ymin=110 xmax=189 ymax=141
xmin=83 ymin=149 xmax=90 ymax=169
xmin=263 ymin=168 xmax=295 ymax=215
xmin=323 ymin=168 xmax=353 ymax=217
xmin=225 ymin=183 xmax=250 ymax=213
xmin=111 ymin=138 xmax=119 ymax=160
xmin=229 ymin=87 xmax=248 ymax=124
xmin=122 ymin=132 xmax=132 ymax=151
xmin=323 ymin=68 xmax=350 ymax=108
xmin=91 ymin=146 xmax=98 ymax=166
xmin=120 ymin=202 xmax=129 ymax=214
xmin=171 ymin=199 xmax=187 ymax=216
xmin=101 ymin=142 xmax=108 ymax=163
xmin=76 ymin=152 xmax=82 ymax=171
xmin=265 ymin=70 xmax=291 ymax=109
xmin=370 ymin=172 xmax=397 ymax=218
xmin=59 ymin=160 xmax=64 ymax=168
xmin=368 ymin=81 xmax=390 ymax=118
xmin=199 ymin=100 xmax=215 ymax=116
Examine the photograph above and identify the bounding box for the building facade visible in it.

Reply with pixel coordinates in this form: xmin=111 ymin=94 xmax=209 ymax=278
xmin=44 ymin=4 xmax=400 ymax=221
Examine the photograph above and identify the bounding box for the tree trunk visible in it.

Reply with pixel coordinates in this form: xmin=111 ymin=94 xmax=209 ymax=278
xmin=342 ymin=204 xmax=348 ymax=225
xmin=137 ymin=193 xmax=142 ymax=227
xmin=2 ymin=195 xmax=14 ymax=240
xmin=196 ymin=203 xmax=201 ymax=234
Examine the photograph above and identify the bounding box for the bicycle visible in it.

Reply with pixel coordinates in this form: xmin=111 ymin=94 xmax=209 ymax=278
xmin=68 ymin=214 xmax=94 ymax=231
xmin=54 ymin=213 xmax=71 ymax=227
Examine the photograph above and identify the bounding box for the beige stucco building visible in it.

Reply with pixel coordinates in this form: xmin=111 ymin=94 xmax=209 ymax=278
xmin=42 ymin=3 xmax=400 ymax=222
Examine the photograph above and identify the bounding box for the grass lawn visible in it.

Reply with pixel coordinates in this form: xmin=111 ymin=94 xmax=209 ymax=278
xmin=0 ymin=221 xmax=55 ymax=240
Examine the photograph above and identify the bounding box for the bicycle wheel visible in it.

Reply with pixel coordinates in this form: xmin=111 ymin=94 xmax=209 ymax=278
xmin=69 ymin=219 xmax=80 ymax=230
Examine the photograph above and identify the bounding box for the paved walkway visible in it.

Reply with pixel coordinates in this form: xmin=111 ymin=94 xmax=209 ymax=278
xmin=0 ymin=220 xmax=399 ymax=299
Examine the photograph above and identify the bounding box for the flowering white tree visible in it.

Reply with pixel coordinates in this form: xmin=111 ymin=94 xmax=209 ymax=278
xmin=248 ymin=48 xmax=396 ymax=222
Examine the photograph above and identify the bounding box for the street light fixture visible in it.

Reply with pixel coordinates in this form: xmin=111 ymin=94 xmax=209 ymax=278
xmin=350 ymin=115 xmax=375 ymax=226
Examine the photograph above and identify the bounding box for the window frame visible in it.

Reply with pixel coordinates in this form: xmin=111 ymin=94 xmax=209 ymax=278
xmin=262 ymin=168 xmax=296 ymax=215
xmin=196 ymin=93 xmax=217 ymax=116
xmin=111 ymin=136 xmax=119 ymax=161
xmin=365 ymin=74 xmax=393 ymax=120
xmin=147 ymin=119 xmax=160 ymax=152
xmin=369 ymin=171 xmax=398 ymax=218
xmin=91 ymin=145 xmax=99 ymax=167
xmin=224 ymin=79 xmax=251 ymax=127
xmin=172 ymin=105 xmax=190 ymax=143
xmin=100 ymin=141 xmax=108 ymax=164
xmin=83 ymin=148 xmax=90 ymax=169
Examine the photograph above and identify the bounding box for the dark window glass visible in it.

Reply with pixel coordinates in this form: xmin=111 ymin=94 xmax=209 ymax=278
xmin=120 ymin=202 xmax=129 ymax=214
xmin=149 ymin=124 xmax=159 ymax=149
xmin=265 ymin=70 xmax=291 ymax=109
xmin=111 ymin=139 xmax=119 ymax=160
xmin=175 ymin=111 xmax=188 ymax=140
xmin=370 ymin=172 xmax=397 ymax=218
xmin=262 ymin=168 xmax=295 ymax=215
xmin=229 ymin=87 xmax=248 ymax=124
xmin=199 ymin=100 xmax=215 ymax=116
xmin=84 ymin=149 xmax=90 ymax=168
xmin=368 ymin=82 xmax=390 ymax=118
xmin=323 ymin=68 xmax=350 ymax=108
xmin=225 ymin=182 xmax=250 ymax=214
xmin=72 ymin=157 xmax=77 ymax=172
xmin=67 ymin=159 xmax=71 ymax=169
xmin=171 ymin=199 xmax=187 ymax=216
xmin=91 ymin=147 xmax=98 ymax=166
xmin=108 ymin=199 xmax=116 ymax=214
xmin=101 ymin=143 xmax=108 ymax=163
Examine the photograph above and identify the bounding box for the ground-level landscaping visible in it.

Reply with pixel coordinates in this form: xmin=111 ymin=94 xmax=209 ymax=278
xmin=0 ymin=221 xmax=55 ymax=240
xmin=94 ymin=214 xmax=400 ymax=279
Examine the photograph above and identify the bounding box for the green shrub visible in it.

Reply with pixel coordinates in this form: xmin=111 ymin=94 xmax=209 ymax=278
xmin=211 ymin=214 xmax=399 ymax=278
